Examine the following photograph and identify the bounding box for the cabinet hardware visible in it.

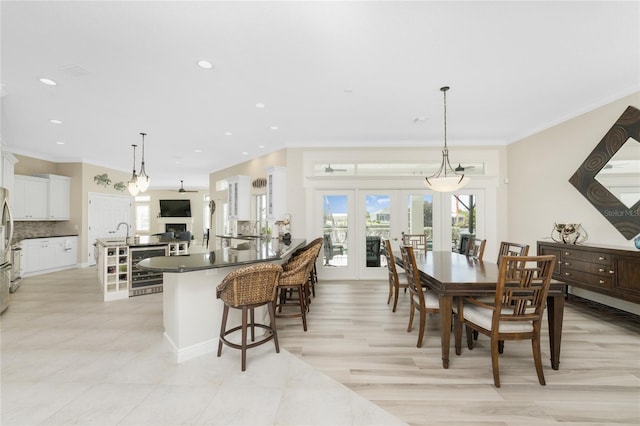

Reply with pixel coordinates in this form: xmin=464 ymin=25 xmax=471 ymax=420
xmin=599 ymin=280 xmax=605 ymax=284
xmin=598 ymin=256 xmax=605 ymax=260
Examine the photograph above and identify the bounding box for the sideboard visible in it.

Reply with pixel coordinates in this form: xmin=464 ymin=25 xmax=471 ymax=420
xmin=537 ymin=241 xmax=640 ymax=304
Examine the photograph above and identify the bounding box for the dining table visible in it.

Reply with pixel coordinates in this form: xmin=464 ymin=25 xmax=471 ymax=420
xmin=396 ymin=251 xmax=567 ymax=370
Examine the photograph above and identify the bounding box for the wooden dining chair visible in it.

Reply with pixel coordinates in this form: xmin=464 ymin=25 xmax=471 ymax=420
xmin=497 ymin=241 xmax=529 ymax=264
xmin=399 ymin=245 xmax=439 ymax=347
xmin=382 ymin=239 xmax=408 ymax=312
xmin=401 ymin=232 xmax=428 ymax=254
xmin=465 ymin=238 xmax=487 ymax=260
xmin=454 ymin=255 xmax=556 ymax=387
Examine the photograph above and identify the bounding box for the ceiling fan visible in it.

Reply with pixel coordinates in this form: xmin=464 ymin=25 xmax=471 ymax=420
xmin=454 ymin=163 xmax=476 ymax=172
xmin=177 ymin=180 xmax=198 ymax=193
xmin=325 ymin=164 xmax=347 ymax=173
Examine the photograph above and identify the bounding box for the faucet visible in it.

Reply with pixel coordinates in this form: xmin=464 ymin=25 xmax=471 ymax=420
xmin=116 ymin=222 xmax=130 ymax=240
xmin=254 ymin=220 xmax=262 ymax=236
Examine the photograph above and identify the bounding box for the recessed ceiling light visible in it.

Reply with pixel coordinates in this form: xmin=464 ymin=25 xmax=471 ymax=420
xmin=258 ymin=145 xmax=265 ymax=149
xmin=175 ymin=161 xmax=181 ymax=165
xmin=39 ymin=78 xmax=57 ymax=86
xmin=224 ymin=132 xmax=232 ymax=136
xmin=270 ymin=126 xmax=278 ymax=131
xmin=344 ymin=88 xmax=353 ymax=93
xmin=197 ymin=60 xmax=213 ymax=69
xmin=194 ymin=149 xmax=202 ymax=153
xmin=413 ymin=117 xmax=427 ymax=123
xmin=242 ymin=151 xmax=248 ymax=155
xmin=56 ymin=141 xmax=65 ymax=145
xmin=49 ymin=119 xmax=62 ymax=124
xmin=255 ymin=103 xmax=265 ymax=109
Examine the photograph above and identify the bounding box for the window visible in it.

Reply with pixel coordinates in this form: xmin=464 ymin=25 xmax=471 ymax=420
xmin=134 ymin=195 xmax=151 ymax=233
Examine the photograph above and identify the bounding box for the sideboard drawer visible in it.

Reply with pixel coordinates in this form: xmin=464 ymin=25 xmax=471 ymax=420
xmin=561 ymin=258 xmax=615 ymax=277
xmin=561 ymin=268 xmax=613 ymax=289
xmin=560 ymin=248 xmax=612 ymax=266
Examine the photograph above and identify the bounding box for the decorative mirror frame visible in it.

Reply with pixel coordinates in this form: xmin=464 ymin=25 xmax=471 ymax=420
xmin=569 ymin=105 xmax=640 ymax=240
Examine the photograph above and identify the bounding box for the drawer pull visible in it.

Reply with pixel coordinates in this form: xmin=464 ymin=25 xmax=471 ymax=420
xmin=598 ymin=268 xmax=605 ymax=272
xmin=564 ymin=252 xmax=571 ymax=256
xmin=564 ymin=272 xmax=571 ymax=276
xmin=564 ymin=262 xmax=571 ymax=266
xmin=598 ymin=256 xmax=605 ymax=261
xmin=599 ymin=280 xmax=605 ymax=284
xmin=609 ymin=270 xmax=615 ymax=275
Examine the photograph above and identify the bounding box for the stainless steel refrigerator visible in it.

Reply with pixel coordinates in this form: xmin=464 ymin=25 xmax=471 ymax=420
xmin=0 ymin=187 xmax=14 ymax=314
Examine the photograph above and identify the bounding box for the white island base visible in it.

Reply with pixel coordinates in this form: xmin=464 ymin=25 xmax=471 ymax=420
xmin=162 ymin=267 xmax=273 ymax=363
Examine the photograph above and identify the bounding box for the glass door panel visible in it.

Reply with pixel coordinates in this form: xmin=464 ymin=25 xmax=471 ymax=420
xmin=451 ymin=190 xmax=483 ymax=254
xmin=358 ymin=192 xmax=399 ymax=279
xmin=322 ymin=194 xmax=350 ymax=268
xmin=403 ymin=193 xmax=434 ymax=250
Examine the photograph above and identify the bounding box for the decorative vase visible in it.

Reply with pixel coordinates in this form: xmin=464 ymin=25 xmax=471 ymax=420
xmin=634 ymin=235 xmax=640 ymax=250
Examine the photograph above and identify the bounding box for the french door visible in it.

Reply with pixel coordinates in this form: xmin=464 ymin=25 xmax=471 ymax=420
xmin=318 ymin=189 xmax=440 ymax=280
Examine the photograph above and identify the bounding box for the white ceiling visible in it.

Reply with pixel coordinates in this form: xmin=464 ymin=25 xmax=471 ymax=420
xmin=1 ymin=1 xmax=639 ymax=190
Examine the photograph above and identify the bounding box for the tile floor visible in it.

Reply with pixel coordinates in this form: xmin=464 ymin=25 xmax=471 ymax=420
xmin=0 ymin=267 xmax=404 ymax=425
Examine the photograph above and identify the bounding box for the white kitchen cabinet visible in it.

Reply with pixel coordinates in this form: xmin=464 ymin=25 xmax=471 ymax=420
xmin=36 ymin=174 xmax=71 ymax=220
xmin=266 ymin=166 xmax=287 ymax=220
xmin=226 ymin=175 xmax=250 ymax=220
xmin=13 ymin=175 xmax=48 ymax=220
xmin=22 ymin=236 xmax=78 ymax=277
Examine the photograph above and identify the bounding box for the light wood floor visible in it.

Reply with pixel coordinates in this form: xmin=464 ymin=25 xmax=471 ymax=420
xmin=277 ymin=280 xmax=640 ymax=425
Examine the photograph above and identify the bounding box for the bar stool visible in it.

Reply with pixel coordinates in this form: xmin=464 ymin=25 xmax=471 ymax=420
xmin=216 ymin=263 xmax=283 ymax=371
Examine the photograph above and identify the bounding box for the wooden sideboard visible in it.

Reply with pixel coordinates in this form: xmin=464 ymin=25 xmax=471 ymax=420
xmin=537 ymin=241 xmax=640 ymax=304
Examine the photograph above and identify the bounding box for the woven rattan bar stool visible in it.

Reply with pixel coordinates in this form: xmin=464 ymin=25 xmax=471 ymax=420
xmin=216 ymin=263 xmax=283 ymax=371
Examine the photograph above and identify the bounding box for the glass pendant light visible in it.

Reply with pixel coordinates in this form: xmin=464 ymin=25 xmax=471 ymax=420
xmin=424 ymin=86 xmax=470 ymax=192
xmin=136 ymin=132 xmax=150 ymax=192
xmin=128 ymin=144 xmax=140 ymax=196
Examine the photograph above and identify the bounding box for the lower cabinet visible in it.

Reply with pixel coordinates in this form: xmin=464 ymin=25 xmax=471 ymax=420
xmin=22 ymin=237 xmax=78 ymax=277
xmin=537 ymin=241 xmax=640 ymax=304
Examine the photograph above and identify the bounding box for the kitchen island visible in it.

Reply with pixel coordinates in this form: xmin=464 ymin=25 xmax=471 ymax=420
xmin=138 ymin=238 xmax=306 ymax=363
xmin=95 ymin=235 xmax=189 ymax=301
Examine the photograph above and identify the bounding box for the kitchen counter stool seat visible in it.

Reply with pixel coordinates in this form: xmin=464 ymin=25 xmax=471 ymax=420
xmin=216 ymin=263 xmax=283 ymax=371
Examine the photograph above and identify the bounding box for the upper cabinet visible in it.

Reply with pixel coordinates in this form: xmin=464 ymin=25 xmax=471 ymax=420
xmin=37 ymin=174 xmax=71 ymax=220
xmin=14 ymin=174 xmax=70 ymax=221
xmin=226 ymin=175 xmax=250 ymax=220
xmin=1 ymin=152 xmax=18 ymax=197
xmin=266 ymin=166 xmax=287 ymax=220
xmin=14 ymin=175 xmax=49 ymax=220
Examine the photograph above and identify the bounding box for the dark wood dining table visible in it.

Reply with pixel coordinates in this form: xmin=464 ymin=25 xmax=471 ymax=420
xmin=397 ymin=251 xmax=567 ymax=369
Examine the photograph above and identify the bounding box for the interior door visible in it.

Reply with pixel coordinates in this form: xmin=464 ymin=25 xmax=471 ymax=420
xmin=87 ymin=193 xmax=133 ymax=265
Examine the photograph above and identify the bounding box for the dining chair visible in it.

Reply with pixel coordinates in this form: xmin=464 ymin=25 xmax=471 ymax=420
xmin=497 ymin=241 xmax=529 ymax=264
xmin=382 ymin=239 xmax=408 ymax=312
xmin=458 ymin=234 xmax=475 ymax=255
xmin=216 ymin=263 xmax=283 ymax=371
xmin=465 ymin=238 xmax=487 ymax=260
xmin=453 ymin=255 xmax=556 ymax=387
xmin=323 ymin=233 xmax=344 ymax=266
xmin=399 ymin=244 xmax=439 ymax=347
xmin=401 ymin=232 xmax=428 ymax=254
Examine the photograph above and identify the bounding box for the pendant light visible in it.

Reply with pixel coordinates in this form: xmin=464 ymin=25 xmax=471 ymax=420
xmin=136 ymin=132 xmax=150 ymax=192
xmin=128 ymin=144 xmax=140 ymax=196
xmin=424 ymin=86 xmax=470 ymax=192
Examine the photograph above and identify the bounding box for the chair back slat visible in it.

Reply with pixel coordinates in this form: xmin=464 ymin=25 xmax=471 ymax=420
xmin=497 ymin=241 xmax=529 ymax=265
xmin=401 ymin=232 xmax=428 ymax=254
xmin=466 ymin=238 xmax=487 ymax=260
xmin=399 ymin=245 xmax=425 ymax=306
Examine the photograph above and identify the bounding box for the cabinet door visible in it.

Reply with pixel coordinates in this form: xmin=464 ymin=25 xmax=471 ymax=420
xmin=58 ymin=237 xmax=78 ymax=267
xmin=49 ymin=176 xmax=71 ymax=219
xmin=14 ymin=176 xmax=48 ymax=220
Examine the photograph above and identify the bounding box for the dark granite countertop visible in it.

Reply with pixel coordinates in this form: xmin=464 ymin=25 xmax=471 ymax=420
xmin=137 ymin=238 xmax=306 ymax=273
xmin=18 ymin=234 xmax=79 ymax=240
xmin=96 ymin=235 xmax=181 ymax=248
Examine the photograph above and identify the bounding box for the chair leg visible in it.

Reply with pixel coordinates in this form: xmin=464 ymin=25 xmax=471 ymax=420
xmin=416 ymin=308 xmax=426 ymax=348
xmin=268 ymin=301 xmax=280 ymax=353
xmin=217 ymin=304 xmax=229 ymax=357
xmin=241 ymin=306 xmax=248 ymax=372
xmin=387 ymin=279 xmax=393 ymax=305
xmin=454 ymin=316 xmax=462 ymax=355
xmin=498 ymin=340 xmax=504 ymax=354
xmin=473 ymin=330 xmax=479 ymax=340
xmin=466 ymin=325 xmax=474 ymax=350
xmin=532 ymin=335 xmax=546 ymax=386
xmin=407 ymin=301 xmax=415 ymax=332
xmin=250 ymin=308 xmax=255 ymax=342
xmin=298 ymin=284 xmax=308 ymax=331
xmin=490 ymin=336 xmax=501 ymax=387
xmin=392 ymin=282 xmax=400 ymax=313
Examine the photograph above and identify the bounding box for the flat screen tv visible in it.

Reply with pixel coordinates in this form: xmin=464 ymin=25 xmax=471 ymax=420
xmin=159 ymin=199 xmax=191 ymax=217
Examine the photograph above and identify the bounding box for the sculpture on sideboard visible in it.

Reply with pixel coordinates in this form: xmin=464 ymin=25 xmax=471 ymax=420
xmin=551 ymin=223 xmax=588 ymax=245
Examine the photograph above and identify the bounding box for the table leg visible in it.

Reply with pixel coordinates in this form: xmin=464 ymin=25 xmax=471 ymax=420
xmin=439 ymin=295 xmax=453 ymax=369
xmin=547 ymin=294 xmax=564 ymax=370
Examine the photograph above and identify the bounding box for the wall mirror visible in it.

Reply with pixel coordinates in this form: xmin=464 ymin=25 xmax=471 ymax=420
xmin=569 ymin=105 xmax=640 ymax=240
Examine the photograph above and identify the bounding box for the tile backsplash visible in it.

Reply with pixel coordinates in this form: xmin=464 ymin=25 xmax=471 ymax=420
xmin=13 ymin=221 xmax=59 ymax=243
